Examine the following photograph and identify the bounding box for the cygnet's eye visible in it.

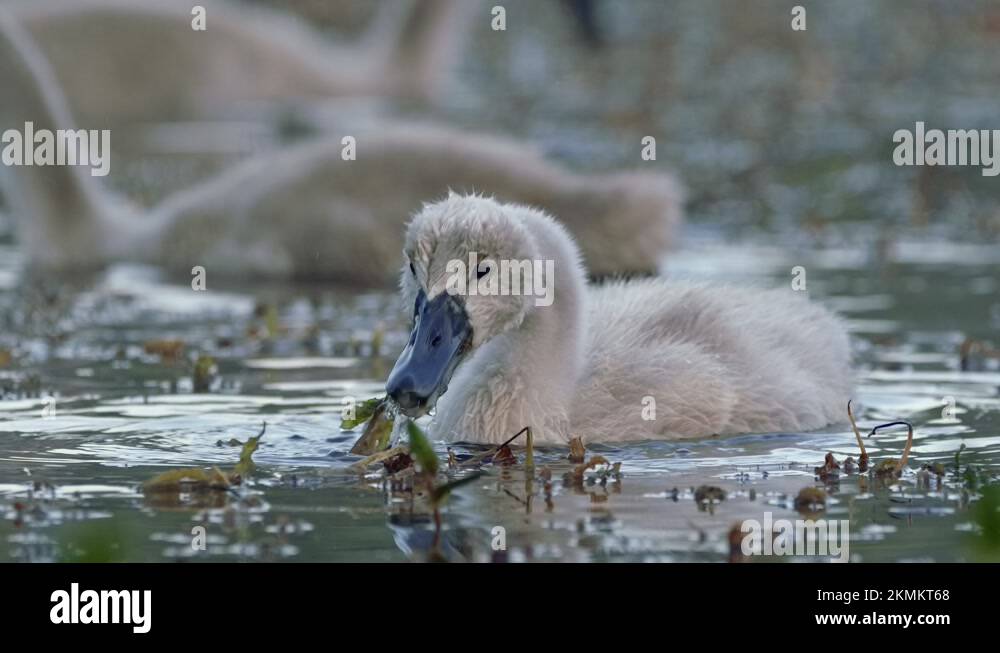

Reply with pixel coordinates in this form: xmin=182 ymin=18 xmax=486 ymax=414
xmin=477 ymin=262 xmax=491 ymax=279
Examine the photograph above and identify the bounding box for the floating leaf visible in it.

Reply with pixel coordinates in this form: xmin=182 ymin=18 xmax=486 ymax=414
xmin=143 ymin=424 xmax=264 ymax=494
xmin=144 ymin=466 xmax=231 ymax=493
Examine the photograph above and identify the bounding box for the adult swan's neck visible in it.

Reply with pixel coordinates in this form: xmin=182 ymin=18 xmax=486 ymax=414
xmin=0 ymin=9 xmax=135 ymax=269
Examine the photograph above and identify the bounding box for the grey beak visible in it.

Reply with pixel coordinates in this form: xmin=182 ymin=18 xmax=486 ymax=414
xmin=386 ymin=290 xmax=472 ymax=417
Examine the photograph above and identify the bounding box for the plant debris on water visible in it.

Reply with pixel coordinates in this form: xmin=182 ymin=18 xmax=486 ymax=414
xmin=458 ymin=427 xmax=530 ymax=468
xmin=867 ymin=420 xmax=914 ymax=479
xmin=143 ymin=422 xmax=265 ymax=494
xmin=143 ymin=339 xmax=185 ymax=363
xmin=847 ymin=400 xmax=869 ymax=473
xmin=192 ymin=355 xmax=216 ymax=393
xmin=794 ymin=486 xmax=827 ymax=513
xmin=694 ymin=485 xmax=726 ymax=504
xmin=565 ymin=455 xmax=619 ymax=485
xmin=404 ymin=422 xmax=484 ymax=558
xmin=815 ymin=452 xmax=840 ymax=482
xmin=383 ymin=451 xmax=414 ymax=475
xmin=492 ymin=444 xmax=517 ymax=466
xmin=348 ymin=444 xmax=409 ymax=473
xmin=959 ymin=338 xmax=1000 ymax=371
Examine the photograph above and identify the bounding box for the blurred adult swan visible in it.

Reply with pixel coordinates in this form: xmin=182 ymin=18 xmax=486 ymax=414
xmin=0 ymin=9 xmax=682 ymax=281
xmin=387 ymin=194 xmax=852 ymax=444
xmin=9 ymin=0 xmax=477 ymax=127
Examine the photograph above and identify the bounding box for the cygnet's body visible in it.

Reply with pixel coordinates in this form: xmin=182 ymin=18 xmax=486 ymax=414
xmin=387 ymin=194 xmax=852 ymax=444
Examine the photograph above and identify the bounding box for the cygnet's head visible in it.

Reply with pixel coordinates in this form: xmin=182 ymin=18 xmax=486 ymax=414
xmin=386 ymin=194 xmax=541 ymax=416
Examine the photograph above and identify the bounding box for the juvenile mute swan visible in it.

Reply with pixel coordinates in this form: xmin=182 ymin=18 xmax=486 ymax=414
xmin=0 ymin=10 xmax=682 ymax=282
xmin=9 ymin=0 xmax=475 ymax=127
xmin=386 ymin=194 xmax=852 ymax=444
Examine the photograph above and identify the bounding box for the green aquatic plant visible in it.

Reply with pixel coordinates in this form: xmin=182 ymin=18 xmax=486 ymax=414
xmin=976 ymin=485 xmax=1000 ymax=544
xmin=348 ymin=397 xmax=396 ymax=455
xmin=967 ymin=483 xmax=1000 ymax=561
xmin=407 ymin=421 xmax=438 ymax=475
xmin=406 ymin=422 xmax=483 ymax=556
xmin=341 ymin=396 xmax=384 ymax=430
xmin=144 ymin=422 xmax=265 ymax=494
xmin=963 ymin=465 xmax=982 ymax=491
xmin=232 ymin=422 xmax=265 ymax=479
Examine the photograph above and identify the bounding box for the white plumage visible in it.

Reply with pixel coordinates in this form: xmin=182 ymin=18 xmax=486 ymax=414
xmin=400 ymin=194 xmax=853 ymax=444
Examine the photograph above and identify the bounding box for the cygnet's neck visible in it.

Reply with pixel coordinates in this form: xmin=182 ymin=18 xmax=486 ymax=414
xmin=432 ymin=209 xmax=589 ymax=445
xmin=0 ymin=9 xmax=137 ymax=268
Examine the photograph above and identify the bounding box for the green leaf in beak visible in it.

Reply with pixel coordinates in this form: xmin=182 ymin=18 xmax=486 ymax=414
xmin=349 ymin=398 xmax=395 ymax=456
xmin=341 ymin=396 xmax=384 ymax=430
